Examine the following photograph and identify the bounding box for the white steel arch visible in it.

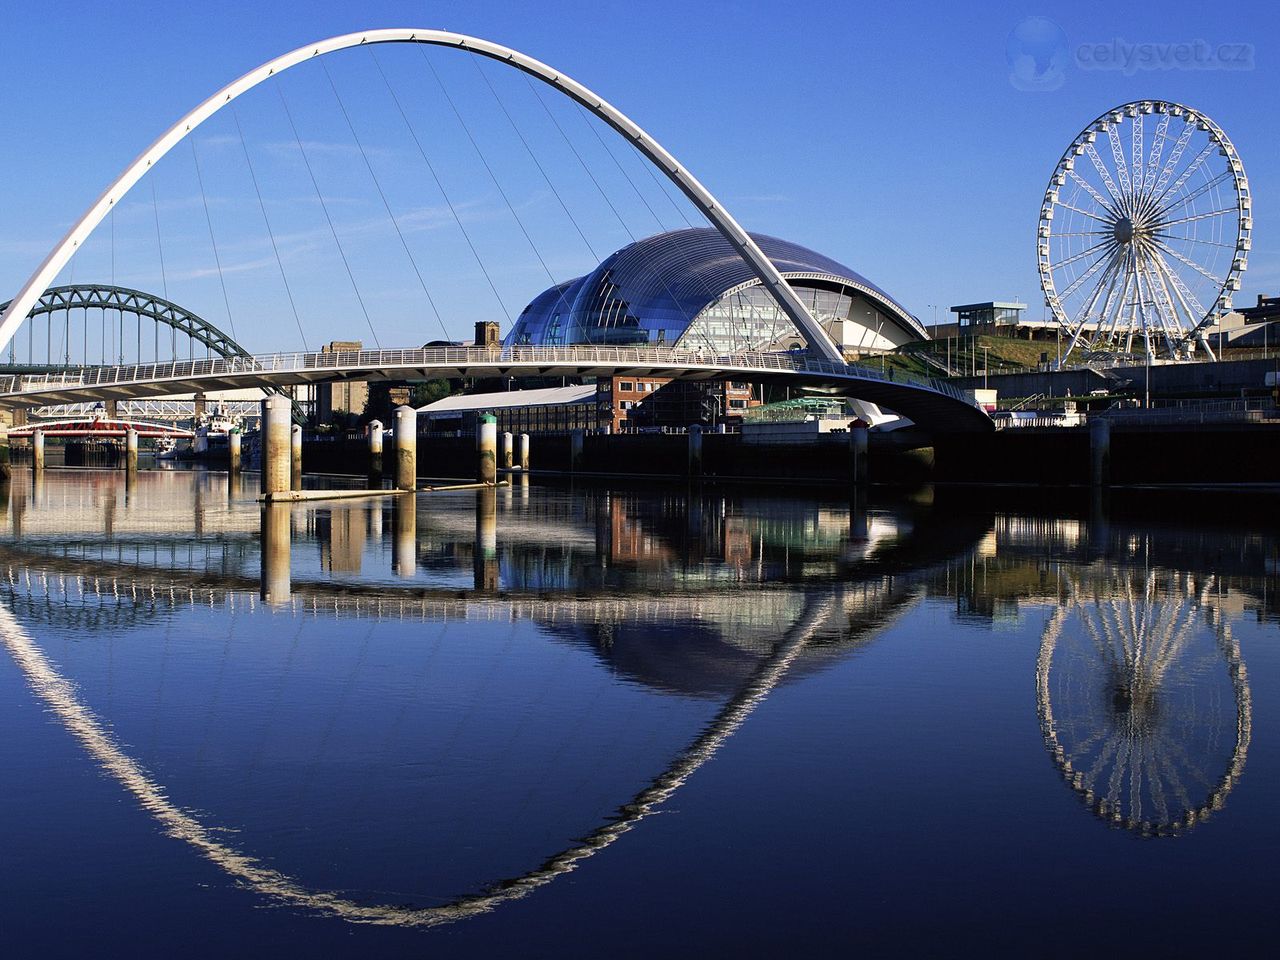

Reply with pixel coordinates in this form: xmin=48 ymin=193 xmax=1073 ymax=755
xmin=0 ymin=29 xmax=846 ymax=364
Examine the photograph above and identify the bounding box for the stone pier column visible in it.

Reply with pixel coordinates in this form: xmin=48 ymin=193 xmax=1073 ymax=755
xmin=849 ymin=422 xmax=869 ymax=487
xmin=499 ymin=431 xmax=513 ymax=471
xmin=687 ymin=425 xmax=703 ymax=478
xmin=259 ymin=502 xmax=292 ymax=606
xmin=474 ymin=485 xmax=498 ymax=592
xmin=32 ymin=429 xmax=45 ymax=472
xmin=260 ymin=395 xmax=292 ymax=496
xmin=393 ymin=406 xmax=417 ymax=491
xmin=290 ymin=424 xmax=303 ymax=490
xmin=477 ymin=413 xmax=497 ymax=484
xmin=367 ymin=419 xmax=384 ymax=479
xmin=569 ymin=429 xmax=584 ymax=474
xmin=1089 ymin=417 xmax=1111 ymax=487
xmin=0 ymin=427 xmax=10 ymax=483
xmin=517 ymin=433 xmax=530 ymax=471
xmin=228 ymin=428 xmax=241 ymax=474
xmin=125 ymin=428 xmax=139 ymax=473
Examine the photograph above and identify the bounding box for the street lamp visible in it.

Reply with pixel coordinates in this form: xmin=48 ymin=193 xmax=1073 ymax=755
xmin=981 ymin=345 xmax=990 ymax=389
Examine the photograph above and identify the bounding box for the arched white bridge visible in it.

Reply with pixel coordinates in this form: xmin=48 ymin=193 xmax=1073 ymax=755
xmin=0 ymin=344 xmax=992 ymax=432
xmin=0 ymin=29 xmax=848 ymax=365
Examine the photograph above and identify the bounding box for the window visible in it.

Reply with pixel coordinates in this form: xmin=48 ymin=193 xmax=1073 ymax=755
xmin=620 ymin=381 xmax=635 ymax=392
xmin=729 ymin=398 xmax=748 ymax=409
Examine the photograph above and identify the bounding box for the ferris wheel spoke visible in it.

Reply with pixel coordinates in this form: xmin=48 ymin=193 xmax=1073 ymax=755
xmin=1152 ymin=142 xmax=1217 ymax=208
xmin=1072 ymin=252 xmax=1123 ymax=326
xmin=1130 ymin=111 xmax=1145 ymax=203
xmin=1058 ymin=244 xmax=1119 ymax=301
xmin=1149 ymin=119 xmax=1197 ymax=201
xmin=1055 ymin=200 xmax=1113 ymax=225
xmin=1105 ymin=124 xmax=1132 ymax=200
xmin=1142 ymin=113 xmax=1172 ymax=199
xmin=1085 ymin=142 xmax=1125 ymax=207
xmin=1050 ymin=238 xmax=1116 ymax=272
xmin=1149 ymin=249 xmax=1210 ymax=328
xmin=1154 ymin=170 xmax=1234 ymax=220
xmin=1156 ymin=206 xmax=1237 ymax=230
xmin=1068 ymin=169 xmax=1117 ymax=215
xmin=1153 ymin=240 xmax=1224 ymax=286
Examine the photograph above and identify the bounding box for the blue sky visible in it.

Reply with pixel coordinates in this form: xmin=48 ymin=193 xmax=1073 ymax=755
xmin=1 ymin=0 xmax=1276 ymax=350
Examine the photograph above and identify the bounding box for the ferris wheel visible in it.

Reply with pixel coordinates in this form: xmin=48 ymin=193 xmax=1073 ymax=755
xmin=1038 ymin=100 xmax=1251 ymax=364
xmin=1036 ymin=570 xmax=1251 ymax=837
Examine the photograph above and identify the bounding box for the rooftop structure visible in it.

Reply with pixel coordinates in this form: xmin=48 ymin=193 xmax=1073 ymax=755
xmin=506 ymin=228 xmax=925 ymax=356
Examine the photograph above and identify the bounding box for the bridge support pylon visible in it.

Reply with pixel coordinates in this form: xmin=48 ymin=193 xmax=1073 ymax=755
xmin=1089 ymin=418 xmax=1111 ymax=488
xmin=228 ymin=428 xmax=241 ymax=475
xmin=849 ymin=423 xmax=869 ymax=487
xmin=367 ymin=419 xmax=384 ymax=481
xmin=32 ymin=429 xmax=45 ymax=473
xmin=499 ymin=431 xmax=513 ymax=471
xmin=290 ymin=425 xmax=302 ymax=490
xmin=688 ymin=425 xmax=703 ymax=479
xmin=393 ymin=407 xmax=417 ymax=491
xmin=517 ymin=433 xmax=530 ymax=471
xmin=261 ymin=395 xmax=292 ymax=496
xmin=477 ymin=413 xmax=497 ymax=484
xmin=124 ymin=428 xmax=139 ymax=474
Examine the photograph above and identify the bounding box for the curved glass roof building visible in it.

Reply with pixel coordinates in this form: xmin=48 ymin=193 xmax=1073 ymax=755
xmin=505 ymin=228 xmax=925 ymax=354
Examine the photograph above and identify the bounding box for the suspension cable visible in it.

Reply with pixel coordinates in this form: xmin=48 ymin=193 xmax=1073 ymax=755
xmin=231 ymin=105 xmax=310 ymax=351
xmin=579 ymin=103 xmax=772 ymax=354
xmin=473 ymin=58 xmax=598 ymax=263
xmin=150 ymin=175 xmax=170 ymax=301
xmin=319 ymin=58 xmax=447 ymax=342
xmin=189 ymin=136 xmax=239 ymax=343
xmin=518 ymin=76 xmax=713 ymax=352
xmin=371 ymin=48 xmax=512 ymax=326
xmin=417 ymin=46 xmax=572 ymax=324
xmin=274 ymin=77 xmax=380 ymax=349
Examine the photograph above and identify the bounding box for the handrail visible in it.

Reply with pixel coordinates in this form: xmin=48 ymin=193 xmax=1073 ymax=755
xmin=0 ymin=346 xmax=984 ymax=412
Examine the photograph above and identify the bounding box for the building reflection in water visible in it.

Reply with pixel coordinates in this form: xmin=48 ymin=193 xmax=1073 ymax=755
xmin=0 ymin=469 xmax=1275 ymax=935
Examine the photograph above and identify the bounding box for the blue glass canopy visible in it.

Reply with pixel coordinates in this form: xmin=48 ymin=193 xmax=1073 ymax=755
xmin=505 ymin=227 xmax=923 ymax=349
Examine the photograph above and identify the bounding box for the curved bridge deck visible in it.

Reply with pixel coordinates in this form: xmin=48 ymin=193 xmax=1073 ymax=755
xmin=0 ymin=346 xmax=992 ymax=433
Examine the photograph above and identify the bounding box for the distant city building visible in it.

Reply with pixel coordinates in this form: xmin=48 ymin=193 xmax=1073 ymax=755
xmin=314 ymin=341 xmax=369 ymax=421
xmin=505 ymin=227 xmax=925 ymax=357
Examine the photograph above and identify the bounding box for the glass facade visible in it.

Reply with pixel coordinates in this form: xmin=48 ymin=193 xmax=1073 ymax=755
xmin=505 ymin=228 xmax=923 ymax=353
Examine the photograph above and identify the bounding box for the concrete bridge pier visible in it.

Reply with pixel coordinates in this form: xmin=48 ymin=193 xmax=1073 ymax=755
xmin=290 ymin=424 xmax=303 ymax=490
xmin=1089 ymin=418 xmax=1111 ymax=487
xmin=474 ymin=485 xmax=498 ymax=592
xmin=393 ymin=407 xmax=417 ymax=491
xmin=392 ymin=493 xmax=416 ymax=578
xmin=228 ymin=428 xmax=241 ymax=475
xmin=124 ymin=428 xmax=139 ymax=474
xmin=518 ymin=433 xmax=530 ymax=471
xmin=260 ymin=395 xmax=292 ymax=495
xmin=259 ymin=502 xmax=292 ymax=606
xmin=32 ymin=429 xmax=44 ymax=472
xmin=499 ymin=431 xmax=513 ymax=471
xmin=367 ymin=419 xmax=383 ymax=480
xmin=477 ymin=413 xmax=497 ymax=483
xmin=687 ymin=425 xmax=703 ymax=479
xmin=0 ymin=427 xmax=10 ymax=483
xmin=104 ymin=399 xmax=118 ymax=420
xmin=569 ymin=429 xmax=584 ymax=474
xmin=849 ymin=423 xmax=869 ymax=487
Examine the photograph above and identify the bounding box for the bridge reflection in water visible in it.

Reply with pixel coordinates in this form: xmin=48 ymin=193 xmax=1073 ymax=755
xmin=0 ymin=470 xmax=1273 ymax=928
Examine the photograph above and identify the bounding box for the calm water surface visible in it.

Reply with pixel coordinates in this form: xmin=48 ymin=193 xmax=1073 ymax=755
xmin=1 ymin=469 xmax=1277 ymax=956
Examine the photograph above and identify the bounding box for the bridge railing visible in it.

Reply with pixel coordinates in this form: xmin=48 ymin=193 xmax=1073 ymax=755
xmin=0 ymin=345 xmax=981 ymax=410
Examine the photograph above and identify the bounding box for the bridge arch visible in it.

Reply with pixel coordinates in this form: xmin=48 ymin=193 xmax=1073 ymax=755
xmin=0 ymin=283 xmax=253 ymax=364
xmin=0 ymin=29 xmax=845 ymax=364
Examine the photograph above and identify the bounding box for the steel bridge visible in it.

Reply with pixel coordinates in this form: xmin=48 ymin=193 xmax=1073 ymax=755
xmin=0 ymin=344 xmax=992 ymax=432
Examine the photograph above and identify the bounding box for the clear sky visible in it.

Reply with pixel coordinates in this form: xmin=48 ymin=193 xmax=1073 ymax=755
xmin=1 ymin=0 xmax=1276 ymax=350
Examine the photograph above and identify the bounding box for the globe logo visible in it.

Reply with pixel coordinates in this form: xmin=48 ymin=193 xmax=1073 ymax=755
xmin=1007 ymin=17 xmax=1069 ymax=91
